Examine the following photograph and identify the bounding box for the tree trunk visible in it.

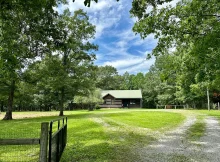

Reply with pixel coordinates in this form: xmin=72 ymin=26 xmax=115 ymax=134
xmin=207 ymin=87 xmax=210 ymax=111
xmin=0 ymin=101 xmax=4 ymax=112
xmin=59 ymin=51 xmax=68 ymax=116
xmin=59 ymin=88 xmax=64 ymax=116
xmin=3 ymin=80 xmax=15 ymax=120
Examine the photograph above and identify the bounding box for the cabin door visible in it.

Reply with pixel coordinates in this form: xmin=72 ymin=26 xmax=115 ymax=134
xmin=122 ymin=99 xmax=130 ymax=108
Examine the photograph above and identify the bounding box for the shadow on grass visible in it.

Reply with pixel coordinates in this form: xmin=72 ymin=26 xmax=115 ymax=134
xmin=0 ymin=111 xmax=158 ymax=162
xmin=61 ymin=126 xmax=156 ymax=162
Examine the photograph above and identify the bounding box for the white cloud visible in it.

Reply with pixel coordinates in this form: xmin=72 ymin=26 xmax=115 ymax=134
xmin=95 ymin=25 xmax=157 ymax=74
xmin=58 ymin=0 xmax=124 ymax=39
xmin=110 ymin=24 xmax=157 ymax=49
xmin=103 ymin=56 xmax=155 ymax=74
xmin=104 ymin=57 xmax=144 ymax=69
xmin=57 ymin=0 xmax=158 ymax=74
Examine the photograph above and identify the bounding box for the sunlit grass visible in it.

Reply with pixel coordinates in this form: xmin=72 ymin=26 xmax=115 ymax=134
xmin=0 ymin=109 xmax=186 ymax=161
xmin=103 ymin=111 xmax=186 ymax=131
xmin=198 ymin=110 xmax=220 ymax=120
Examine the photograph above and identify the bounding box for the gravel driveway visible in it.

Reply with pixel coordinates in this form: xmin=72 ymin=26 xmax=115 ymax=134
xmin=137 ymin=115 xmax=220 ymax=162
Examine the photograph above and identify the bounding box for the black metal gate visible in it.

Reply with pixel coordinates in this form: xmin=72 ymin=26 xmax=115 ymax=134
xmin=48 ymin=117 xmax=67 ymax=162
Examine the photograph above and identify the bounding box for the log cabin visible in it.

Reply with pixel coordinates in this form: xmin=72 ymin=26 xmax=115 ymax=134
xmin=100 ymin=90 xmax=142 ymax=108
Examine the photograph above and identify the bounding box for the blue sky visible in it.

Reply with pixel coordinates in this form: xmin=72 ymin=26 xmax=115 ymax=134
xmin=58 ymin=0 xmax=158 ymax=74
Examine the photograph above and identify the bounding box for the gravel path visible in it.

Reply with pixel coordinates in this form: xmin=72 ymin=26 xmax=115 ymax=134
xmin=196 ymin=117 xmax=220 ymax=162
xmin=137 ymin=116 xmax=220 ymax=162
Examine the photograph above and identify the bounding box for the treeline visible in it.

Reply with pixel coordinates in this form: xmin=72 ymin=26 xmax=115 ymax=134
xmin=130 ymin=0 xmax=220 ymax=109
xmin=2 ymin=57 xmax=219 ymax=115
xmin=1 ymin=0 xmax=220 ymax=120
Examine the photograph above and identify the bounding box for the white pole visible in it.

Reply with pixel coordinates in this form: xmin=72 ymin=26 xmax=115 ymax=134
xmin=207 ymin=87 xmax=210 ymax=111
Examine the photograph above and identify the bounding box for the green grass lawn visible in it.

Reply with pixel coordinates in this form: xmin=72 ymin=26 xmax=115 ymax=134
xmin=198 ymin=110 xmax=220 ymax=119
xmin=0 ymin=109 xmax=186 ymax=162
xmin=186 ymin=115 xmax=206 ymax=141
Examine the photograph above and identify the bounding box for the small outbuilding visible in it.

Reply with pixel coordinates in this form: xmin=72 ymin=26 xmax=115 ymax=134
xmin=100 ymin=90 xmax=142 ymax=108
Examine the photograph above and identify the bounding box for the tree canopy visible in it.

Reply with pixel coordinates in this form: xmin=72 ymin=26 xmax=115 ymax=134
xmin=1 ymin=0 xmax=220 ymax=119
xmin=131 ymin=0 xmax=220 ymax=109
xmin=0 ymin=1 xmax=99 ymax=119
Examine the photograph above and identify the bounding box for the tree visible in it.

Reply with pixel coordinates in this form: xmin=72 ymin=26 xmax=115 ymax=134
xmin=142 ymin=66 xmax=161 ymax=108
xmin=74 ymin=89 xmax=103 ymax=110
xmin=25 ymin=9 xmax=98 ymax=116
xmin=131 ymin=0 xmax=220 ymax=56
xmin=0 ymin=0 xmax=119 ymax=119
xmin=131 ymin=0 xmax=220 ymax=109
xmin=132 ymin=72 xmax=145 ymax=90
xmin=96 ymin=65 xmax=119 ymax=90
xmin=53 ymin=9 xmax=98 ymax=116
xmin=0 ymin=0 xmax=64 ymax=120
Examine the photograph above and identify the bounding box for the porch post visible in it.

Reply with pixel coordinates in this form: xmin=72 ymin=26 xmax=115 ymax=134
xmin=140 ymin=99 xmax=142 ymax=108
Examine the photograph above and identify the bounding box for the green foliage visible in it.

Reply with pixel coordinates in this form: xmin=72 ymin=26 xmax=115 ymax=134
xmin=96 ymin=65 xmax=119 ymax=90
xmin=74 ymin=89 xmax=103 ymax=104
xmin=0 ymin=0 xmax=67 ymax=119
xmin=132 ymin=72 xmax=145 ymax=90
xmin=131 ymin=0 xmax=220 ymax=55
xmin=74 ymin=89 xmax=103 ymax=110
xmin=83 ymin=0 xmax=119 ymax=7
xmin=130 ymin=0 xmax=220 ymax=108
xmin=0 ymin=8 xmax=98 ymax=116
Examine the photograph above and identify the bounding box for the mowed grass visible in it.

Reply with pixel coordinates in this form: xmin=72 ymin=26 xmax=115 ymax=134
xmin=0 ymin=109 xmax=185 ymax=162
xmin=186 ymin=115 xmax=206 ymax=141
xmin=103 ymin=111 xmax=185 ymax=130
xmin=198 ymin=110 xmax=220 ymax=120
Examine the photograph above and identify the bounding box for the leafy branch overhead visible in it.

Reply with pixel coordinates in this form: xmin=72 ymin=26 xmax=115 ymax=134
xmin=131 ymin=0 xmax=220 ymax=56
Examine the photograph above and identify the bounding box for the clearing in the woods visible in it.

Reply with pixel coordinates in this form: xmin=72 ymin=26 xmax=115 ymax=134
xmin=0 ymin=109 xmax=220 ymax=162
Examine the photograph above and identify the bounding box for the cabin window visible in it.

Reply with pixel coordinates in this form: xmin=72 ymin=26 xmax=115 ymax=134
xmin=130 ymin=100 xmax=140 ymax=105
xmin=130 ymin=100 xmax=136 ymax=105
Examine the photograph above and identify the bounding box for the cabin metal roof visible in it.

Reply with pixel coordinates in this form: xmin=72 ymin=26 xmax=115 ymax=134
xmin=101 ymin=90 xmax=142 ymax=99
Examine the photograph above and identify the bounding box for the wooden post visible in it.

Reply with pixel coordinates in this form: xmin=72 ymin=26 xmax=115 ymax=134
xmin=175 ymin=105 xmax=176 ymax=109
xmin=39 ymin=122 xmax=49 ymax=162
xmin=218 ymin=102 xmax=220 ymax=110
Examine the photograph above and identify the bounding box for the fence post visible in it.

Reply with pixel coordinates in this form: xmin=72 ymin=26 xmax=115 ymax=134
xmin=39 ymin=122 xmax=49 ymax=162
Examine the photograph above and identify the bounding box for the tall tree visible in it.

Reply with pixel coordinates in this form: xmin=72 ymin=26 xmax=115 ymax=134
xmin=24 ymin=9 xmax=98 ymax=116
xmin=131 ymin=0 xmax=220 ymax=109
xmin=0 ymin=0 xmax=63 ymax=120
xmin=55 ymin=9 xmax=97 ymax=116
